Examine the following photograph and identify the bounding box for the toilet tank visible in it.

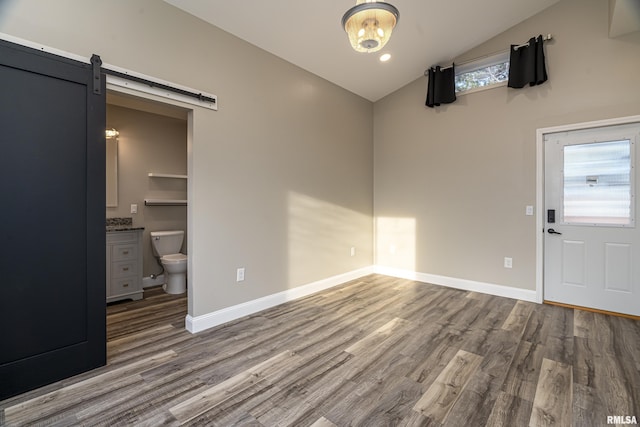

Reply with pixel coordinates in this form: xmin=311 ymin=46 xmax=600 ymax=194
xmin=150 ymin=230 xmax=184 ymax=256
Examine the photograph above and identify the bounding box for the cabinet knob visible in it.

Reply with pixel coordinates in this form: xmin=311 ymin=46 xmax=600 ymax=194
xmin=123 ymin=251 xmax=129 ymax=255
xmin=123 ymin=267 xmax=129 ymax=271
xmin=123 ymin=283 xmax=129 ymax=287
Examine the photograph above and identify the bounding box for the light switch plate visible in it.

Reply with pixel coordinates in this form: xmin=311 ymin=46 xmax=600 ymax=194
xmin=131 ymin=204 xmax=138 ymax=214
xmin=526 ymin=205 xmax=534 ymax=216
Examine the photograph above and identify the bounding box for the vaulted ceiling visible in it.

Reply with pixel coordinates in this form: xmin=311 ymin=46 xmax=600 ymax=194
xmin=164 ymin=0 xmax=564 ymax=101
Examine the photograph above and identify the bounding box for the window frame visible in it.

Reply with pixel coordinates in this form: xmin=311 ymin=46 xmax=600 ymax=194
xmin=454 ymin=51 xmax=510 ymax=95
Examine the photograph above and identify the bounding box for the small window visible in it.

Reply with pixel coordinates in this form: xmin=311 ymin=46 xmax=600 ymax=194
xmin=455 ymin=52 xmax=510 ymax=94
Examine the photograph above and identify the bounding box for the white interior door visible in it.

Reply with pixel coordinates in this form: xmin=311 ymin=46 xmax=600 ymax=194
xmin=544 ymin=122 xmax=640 ymax=316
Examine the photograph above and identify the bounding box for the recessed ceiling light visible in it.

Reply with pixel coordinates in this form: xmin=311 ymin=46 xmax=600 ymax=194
xmin=379 ymin=53 xmax=391 ymax=62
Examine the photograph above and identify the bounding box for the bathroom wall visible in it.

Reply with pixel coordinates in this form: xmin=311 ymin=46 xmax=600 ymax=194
xmin=106 ymin=103 xmax=188 ymax=278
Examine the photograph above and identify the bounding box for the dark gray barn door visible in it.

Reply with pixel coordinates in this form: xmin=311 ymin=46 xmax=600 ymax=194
xmin=0 ymin=40 xmax=106 ymax=400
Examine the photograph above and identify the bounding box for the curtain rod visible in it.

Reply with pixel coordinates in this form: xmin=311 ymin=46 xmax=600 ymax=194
xmin=424 ymin=34 xmax=552 ymax=76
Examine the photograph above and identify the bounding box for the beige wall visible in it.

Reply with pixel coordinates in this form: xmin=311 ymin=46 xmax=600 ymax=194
xmin=5 ymin=0 xmax=635 ymax=317
xmin=374 ymin=0 xmax=640 ymax=291
xmin=106 ymin=104 xmax=188 ymax=278
xmin=0 ymin=0 xmax=374 ymax=317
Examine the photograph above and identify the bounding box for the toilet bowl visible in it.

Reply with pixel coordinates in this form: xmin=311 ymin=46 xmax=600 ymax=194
xmin=161 ymin=254 xmax=188 ymax=294
xmin=150 ymin=230 xmax=187 ymax=295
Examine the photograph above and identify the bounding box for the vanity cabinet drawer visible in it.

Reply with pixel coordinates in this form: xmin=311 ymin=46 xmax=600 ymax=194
xmin=113 ymin=244 xmax=138 ymax=261
xmin=112 ymin=260 xmax=138 ymax=278
xmin=110 ymin=278 xmax=137 ymax=296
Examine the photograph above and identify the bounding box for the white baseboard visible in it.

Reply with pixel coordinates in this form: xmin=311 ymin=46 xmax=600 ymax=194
xmin=185 ymin=265 xmax=538 ymax=334
xmin=185 ymin=266 xmax=374 ymax=334
xmin=374 ymin=265 xmax=538 ymax=303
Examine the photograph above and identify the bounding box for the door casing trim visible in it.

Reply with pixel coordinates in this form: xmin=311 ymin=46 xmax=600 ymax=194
xmin=535 ymin=115 xmax=640 ymax=304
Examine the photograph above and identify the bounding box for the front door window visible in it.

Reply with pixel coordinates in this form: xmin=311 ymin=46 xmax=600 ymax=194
xmin=563 ymin=139 xmax=633 ymax=226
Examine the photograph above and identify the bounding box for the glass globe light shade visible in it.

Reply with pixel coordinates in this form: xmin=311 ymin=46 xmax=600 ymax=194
xmin=342 ymin=0 xmax=399 ymax=53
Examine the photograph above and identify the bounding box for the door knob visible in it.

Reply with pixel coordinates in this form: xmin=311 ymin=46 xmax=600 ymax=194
xmin=547 ymin=228 xmax=562 ymax=235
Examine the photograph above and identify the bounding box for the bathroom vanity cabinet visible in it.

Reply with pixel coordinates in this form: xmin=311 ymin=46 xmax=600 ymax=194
xmin=106 ymin=230 xmax=143 ymax=303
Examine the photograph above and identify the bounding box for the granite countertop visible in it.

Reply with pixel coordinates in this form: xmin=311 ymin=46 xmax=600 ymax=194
xmin=106 ymin=217 xmax=144 ymax=233
xmin=106 ymin=225 xmax=145 ymax=233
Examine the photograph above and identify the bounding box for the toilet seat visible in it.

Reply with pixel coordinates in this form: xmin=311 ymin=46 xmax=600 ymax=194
xmin=161 ymin=254 xmax=187 ymax=264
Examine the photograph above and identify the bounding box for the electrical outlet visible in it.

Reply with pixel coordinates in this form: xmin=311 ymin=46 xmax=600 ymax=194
xmin=526 ymin=205 xmax=534 ymax=216
xmin=236 ymin=267 xmax=245 ymax=282
xmin=350 ymin=247 xmax=356 ymax=257
xmin=131 ymin=204 xmax=138 ymax=214
xmin=504 ymin=257 xmax=513 ymax=269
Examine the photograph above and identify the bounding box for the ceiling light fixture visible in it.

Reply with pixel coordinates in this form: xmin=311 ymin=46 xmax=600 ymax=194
xmin=342 ymin=0 xmax=399 ymax=53
xmin=379 ymin=53 xmax=391 ymax=62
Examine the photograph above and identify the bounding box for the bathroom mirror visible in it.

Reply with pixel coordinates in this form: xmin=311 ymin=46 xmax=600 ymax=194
xmin=106 ymin=137 xmax=118 ymax=207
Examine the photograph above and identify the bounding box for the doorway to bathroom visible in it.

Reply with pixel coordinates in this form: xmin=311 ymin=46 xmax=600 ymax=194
xmin=0 ymin=33 xmax=210 ymax=400
xmin=105 ymin=89 xmax=190 ymax=341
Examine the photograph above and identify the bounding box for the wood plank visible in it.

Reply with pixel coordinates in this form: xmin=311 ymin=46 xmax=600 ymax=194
xmin=326 ymin=376 xmax=423 ymax=426
xmin=107 ymin=323 xmax=176 ymax=354
xmin=592 ymin=312 xmax=619 ymax=356
xmin=486 ymin=391 xmax=534 ymax=427
xmin=543 ymin=307 xmax=574 ymax=366
xmin=444 ymin=330 xmax=520 ymax=427
xmin=254 ymin=379 xmax=358 ymax=427
xmin=203 ymin=351 xmax=354 ymax=425
xmin=614 ymin=316 xmax=640 ymax=371
xmin=529 ymin=358 xmax=573 ymax=427
xmin=189 ymin=410 xmax=263 ymax=427
xmin=573 ymin=383 xmax=607 ymax=427
xmin=465 ymin=291 xmax=494 ymax=302
xmin=502 ymin=300 xmax=535 ymax=335
xmin=185 ymin=381 xmax=281 ymax=426
xmin=168 ymin=350 xmax=299 ymax=424
xmin=596 ymin=353 xmax=639 ymax=419
xmin=344 ymin=317 xmax=411 ymax=355
xmin=320 ymin=346 xmax=423 ymax=424
xmin=246 ymin=353 xmax=356 ymax=425
xmin=74 ymin=377 xmax=205 ymax=424
xmin=407 ymin=334 xmax=461 ymax=387
xmin=310 ymin=416 xmax=338 ymax=427
xmin=4 ymin=350 xmax=177 ymax=425
xmin=412 ymin=349 xmax=483 ymax=424
xmin=502 ymin=340 xmax=546 ymax=402
xmin=396 ymin=411 xmax=439 ymax=427
xmin=573 ymin=308 xmax=595 ymax=338
xmin=398 ymin=287 xmax=457 ymax=325
xmin=522 ymin=304 xmax=554 ymax=345
xmin=573 ymin=336 xmax=596 ymax=388
xmin=459 ymin=305 xmax=517 ymax=357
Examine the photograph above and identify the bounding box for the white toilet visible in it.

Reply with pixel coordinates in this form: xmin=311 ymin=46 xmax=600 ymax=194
xmin=150 ymin=230 xmax=187 ymax=294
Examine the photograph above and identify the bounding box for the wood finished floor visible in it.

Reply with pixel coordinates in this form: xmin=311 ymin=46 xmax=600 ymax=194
xmin=1 ymin=274 xmax=639 ymax=426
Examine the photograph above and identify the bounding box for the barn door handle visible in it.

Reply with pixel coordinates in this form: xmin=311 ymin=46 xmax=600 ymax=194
xmin=547 ymin=228 xmax=562 ymax=235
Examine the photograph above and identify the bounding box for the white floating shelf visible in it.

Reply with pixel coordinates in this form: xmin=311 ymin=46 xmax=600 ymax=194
xmin=148 ymin=173 xmax=188 ymax=179
xmin=144 ymin=199 xmax=187 ymax=206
